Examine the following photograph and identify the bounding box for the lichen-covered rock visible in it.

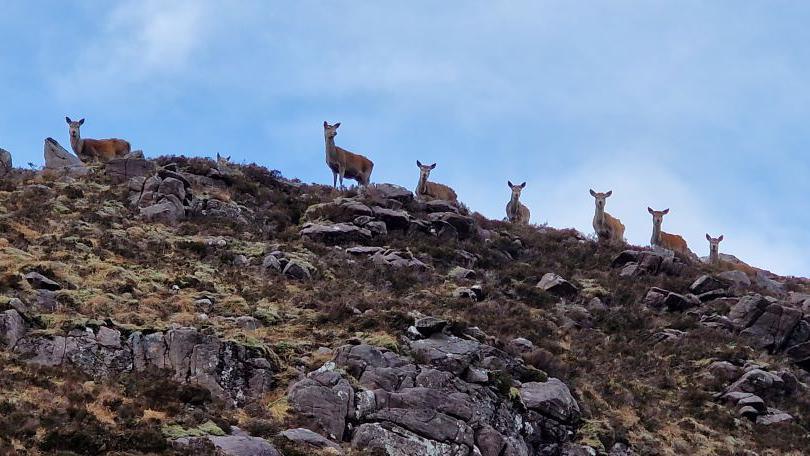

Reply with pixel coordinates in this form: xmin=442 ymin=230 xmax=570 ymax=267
xmin=287 ymin=365 xmax=355 ymax=440
xmin=519 ymin=379 xmax=581 ymax=424
xmin=0 ymin=310 xmax=26 ymax=348
xmin=13 ymin=326 xmax=275 ymax=407
xmin=740 ymin=304 xmax=802 ymax=350
xmin=301 ymin=222 xmax=372 ymax=244
xmin=43 ymin=137 xmax=88 ymax=176
xmin=0 ymin=148 xmax=11 ymax=176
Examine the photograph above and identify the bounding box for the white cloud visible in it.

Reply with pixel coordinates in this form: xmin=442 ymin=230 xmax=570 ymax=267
xmin=53 ymin=0 xmax=212 ymax=98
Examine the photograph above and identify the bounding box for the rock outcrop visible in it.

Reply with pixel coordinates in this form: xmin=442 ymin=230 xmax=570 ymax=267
xmin=43 ymin=137 xmax=88 ymax=176
xmin=0 ymin=148 xmax=11 ymax=176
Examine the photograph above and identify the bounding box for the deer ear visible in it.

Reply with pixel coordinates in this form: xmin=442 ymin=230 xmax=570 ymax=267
xmin=520 ymin=182 xmax=526 ymax=188
xmin=417 ymin=160 xmax=423 ymax=167
xmin=589 ymin=189 xmax=596 ymax=197
xmin=429 ymin=163 xmax=437 ymax=169
xmin=662 ymin=208 xmax=669 ymax=214
xmin=647 ymin=207 xmax=654 ymax=214
xmin=508 ymin=181 xmax=514 ymax=188
xmin=718 ymin=235 xmax=724 ymax=242
xmin=334 ymin=122 xmax=341 ymax=128
xmin=605 ymin=190 xmax=612 ymax=197
xmin=78 ymin=119 xmax=84 ymax=125
xmin=706 ymin=233 xmax=712 ymax=241
xmin=216 ymin=153 xmax=221 ymax=159
xmin=65 ymin=117 xmax=72 ymax=124
xmin=323 ymin=121 xmax=328 ymax=128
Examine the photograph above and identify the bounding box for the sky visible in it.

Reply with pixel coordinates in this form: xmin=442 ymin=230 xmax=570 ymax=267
xmin=0 ymin=1 xmax=808 ymax=276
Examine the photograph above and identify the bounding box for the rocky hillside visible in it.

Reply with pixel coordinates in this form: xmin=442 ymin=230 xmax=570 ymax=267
xmin=0 ymin=152 xmax=808 ymax=456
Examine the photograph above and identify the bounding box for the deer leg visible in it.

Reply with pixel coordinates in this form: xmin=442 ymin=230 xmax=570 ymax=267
xmin=333 ymin=172 xmax=338 ymax=188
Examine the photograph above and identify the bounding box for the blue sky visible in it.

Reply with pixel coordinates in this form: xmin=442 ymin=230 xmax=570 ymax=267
xmin=1 ymin=1 xmax=809 ymax=276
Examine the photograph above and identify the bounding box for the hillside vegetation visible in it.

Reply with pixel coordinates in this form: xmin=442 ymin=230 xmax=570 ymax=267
xmin=0 ymin=155 xmax=808 ymax=456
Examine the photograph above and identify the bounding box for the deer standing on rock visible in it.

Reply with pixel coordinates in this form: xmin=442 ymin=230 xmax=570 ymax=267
xmin=706 ymin=234 xmax=724 ymax=265
xmin=590 ymin=189 xmax=624 ymax=243
xmin=66 ymin=117 xmax=131 ymax=162
xmin=648 ymin=207 xmax=695 ymax=259
xmin=323 ymin=121 xmax=374 ymax=188
xmin=415 ymin=161 xmax=458 ymax=202
xmin=506 ymin=181 xmax=530 ymax=224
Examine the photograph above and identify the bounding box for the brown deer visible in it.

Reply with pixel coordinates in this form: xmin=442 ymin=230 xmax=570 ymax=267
xmin=648 ymin=207 xmax=695 ymax=259
xmin=705 ymin=234 xmax=724 ymax=265
xmin=415 ymin=161 xmax=458 ymax=202
xmin=590 ymin=189 xmax=624 ymax=243
xmin=323 ymin=121 xmax=374 ymax=188
xmin=506 ymin=181 xmax=530 ymax=224
xmin=66 ymin=117 xmax=131 ymax=162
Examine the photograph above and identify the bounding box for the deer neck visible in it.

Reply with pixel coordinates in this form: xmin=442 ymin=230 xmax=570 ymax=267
xmin=593 ymin=204 xmax=605 ymax=227
xmin=651 ymin=223 xmax=662 ymax=246
xmin=417 ymin=174 xmax=429 ymax=195
xmin=710 ymin=249 xmax=719 ymax=264
xmin=70 ymin=135 xmax=83 ymax=156
xmin=325 ymin=136 xmax=339 ymax=161
xmin=509 ymin=194 xmax=521 ymax=217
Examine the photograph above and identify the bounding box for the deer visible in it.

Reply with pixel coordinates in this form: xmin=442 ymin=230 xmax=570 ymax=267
xmin=706 ymin=234 xmax=724 ymax=265
xmin=590 ymin=189 xmax=625 ymax=243
xmin=506 ymin=181 xmax=530 ymax=224
xmin=323 ymin=121 xmax=374 ymax=188
xmin=65 ymin=117 xmax=131 ymax=162
xmin=648 ymin=207 xmax=696 ymax=260
xmin=415 ymin=161 xmax=458 ymax=202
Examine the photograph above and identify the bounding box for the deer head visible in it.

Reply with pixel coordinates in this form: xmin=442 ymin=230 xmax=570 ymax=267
xmin=706 ymin=234 xmax=724 ymax=260
xmin=648 ymin=207 xmax=670 ymax=230
xmin=216 ymin=153 xmax=232 ymax=167
xmin=508 ymin=181 xmax=526 ymax=200
xmin=323 ymin=121 xmax=341 ymax=139
xmin=416 ymin=160 xmax=437 ymax=181
xmin=590 ymin=189 xmax=613 ymax=211
xmin=65 ymin=117 xmax=85 ymax=141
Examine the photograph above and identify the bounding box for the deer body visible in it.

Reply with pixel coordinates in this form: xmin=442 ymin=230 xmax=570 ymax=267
xmin=66 ymin=117 xmax=130 ymax=162
xmin=506 ymin=181 xmax=530 ymax=224
xmin=416 ymin=161 xmax=457 ymax=202
xmin=323 ymin=122 xmax=374 ymax=188
xmin=590 ymin=190 xmax=624 ymax=243
xmin=648 ymin=207 xmax=693 ymax=258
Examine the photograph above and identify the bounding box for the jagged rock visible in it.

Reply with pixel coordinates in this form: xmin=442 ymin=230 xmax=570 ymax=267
xmin=262 ymin=254 xmax=282 ymax=272
xmin=663 ymin=292 xmax=700 ymax=312
xmin=642 ymin=287 xmax=669 ymax=310
xmin=453 ymin=287 xmax=481 ymax=301
xmin=651 ymin=329 xmax=686 ymax=344
xmin=14 ymin=326 xmax=275 ymax=406
xmin=174 ymin=435 xmax=282 ymax=456
xmin=786 ymin=320 xmax=810 ymax=349
xmin=372 ymin=249 xmax=429 ymax=270
xmin=158 ymin=177 xmax=187 ymax=201
xmin=507 ymin=337 xmax=535 ymax=355
xmin=738 ymin=405 xmax=759 ymax=420
xmin=414 ymin=317 xmax=448 ymax=337
xmin=717 ymin=270 xmax=751 ymax=288
xmin=43 ymin=138 xmax=88 ymax=175
xmin=740 ymin=304 xmax=802 ymax=350
xmin=786 ymin=341 xmax=810 ymax=364
xmin=345 ymin=246 xmax=385 ymax=256
xmin=0 ymin=310 xmax=26 ymax=348
xmin=23 ymin=272 xmax=61 ymax=291
xmin=537 ymin=273 xmax=578 ymax=297
xmin=756 ymin=409 xmax=793 ymax=426
xmin=365 ymin=221 xmax=388 ymax=236
xmin=728 ymin=294 xmax=770 ymax=328
xmin=189 ymin=198 xmax=250 ymax=225
xmin=370 ymin=183 xmax=414 ymax=203
xmin=105 ymin=157 xmax=155 ymax=183
xmin=448 ymin=266 xmax=476 ymax=280
xmin=283 ymin=259 xmax=315 ymax=280
xmin=690 ymin=275 xmax=726 ymax=294
xmin=140 ymin=195 xmax=186 ymax=224
xmin=698 ymin=289 xmax=729 ymax=302
xmin=425 ymin=200 xmax=459 ymax=213
xmin=587 ymin=297 xmax=608 ymax=312
xmin=725 ymin=369 xmax=785 ymax=397
xmin=608 ymin=443 xmax=636 ymax=456
xmin=755 ymin=272 xmax=785 ymax=295
xmin=304 ymin=199 xmax=373 ymax=222
xmin=372 ymin=206 xmax=411 ymax=230
xmin=520 ymin=379 xmax=581 ymax=424
xmin=427 ymin=212 xmax=476 ymax=239
xmin=288 ymin=366 xmax=355 ymax=440
xmin=737 ymin=394 xmax=766 ymax=412
xmin=278 ymin=428 xmax=343 ymax=452
xmin=157 ymin=168 xmax=192 ymax=189
xmin=707 ymin=361 xmax=742 ymax=383
xmin=0 ymin=148 xmax=11 ymax=176
xmin=301 ymin=222 xmax=372 ymax=244
xmin=611 ymin=250 xmax=640 ymax=268
xmin=351 ymin=422 xmax=470 ymax=456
